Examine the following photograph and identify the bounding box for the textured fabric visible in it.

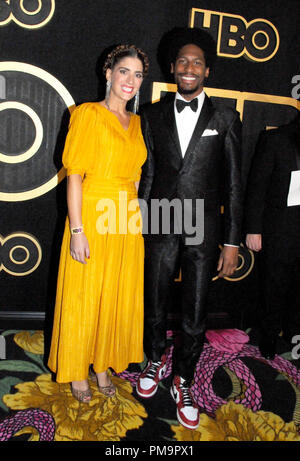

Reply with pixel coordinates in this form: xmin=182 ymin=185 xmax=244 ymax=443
xmin=48 ymin=103 xmax=146 ymax=383
xmin=139 ymin=93 xmax=243 ymax=382
xmin=139 ymin=94 xmax=243 ymax=245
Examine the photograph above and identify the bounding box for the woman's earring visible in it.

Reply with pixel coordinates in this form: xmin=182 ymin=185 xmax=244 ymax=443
xmin=105 ymin=81 xmax=111 ymax=105
xmin=133 ymin=90 xmax=139 ymax=114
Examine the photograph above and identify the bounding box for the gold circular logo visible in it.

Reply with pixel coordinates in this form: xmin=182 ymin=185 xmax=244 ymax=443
xmin=0 ymin=101 xmax=43 ymax=164
xmin=0 ymin=0 xmax=55 ymax=29
xmin=0 ymin=62 xmax=75 ymax=202
xmin=0 ymin=232 xmax=42 ymax=276
xmin=212 ymin=243 xmax=255 ymax=282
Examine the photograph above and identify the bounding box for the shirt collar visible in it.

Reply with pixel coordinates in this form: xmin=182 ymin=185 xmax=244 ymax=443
xmin=175 ymin=90 xmax=205 ymax=112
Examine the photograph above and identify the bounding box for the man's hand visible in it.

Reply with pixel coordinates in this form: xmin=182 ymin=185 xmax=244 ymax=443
xmin=246 ymin=233 xmax=262 ymax=252
xmin=217 ymin=246 xmax=239 ymax=278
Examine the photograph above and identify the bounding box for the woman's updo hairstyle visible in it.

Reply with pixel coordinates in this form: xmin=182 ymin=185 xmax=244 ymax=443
xmin=103 ymin=44 xmax=149 ymax=76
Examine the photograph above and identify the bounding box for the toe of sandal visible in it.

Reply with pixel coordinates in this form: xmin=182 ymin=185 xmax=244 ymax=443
xmin=98 ymin=382 xmax=116 ymax=397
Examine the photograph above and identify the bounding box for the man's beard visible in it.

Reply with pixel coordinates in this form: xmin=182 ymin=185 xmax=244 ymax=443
xmin=176 ymin=76 xmax=202 ymax=96
xmin=177 ymin=86 xmax=198 ymax=95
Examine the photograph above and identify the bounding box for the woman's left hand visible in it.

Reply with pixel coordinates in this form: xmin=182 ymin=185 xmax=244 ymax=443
xmin=70 ymin=233 xmax=90 ymax=264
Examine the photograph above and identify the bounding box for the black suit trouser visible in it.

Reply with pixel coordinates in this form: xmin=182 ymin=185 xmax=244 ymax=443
xmin=143 ymin=229 xmax=219 ymax=384
xmin=258 ymin=236 xmax=300 ymax=339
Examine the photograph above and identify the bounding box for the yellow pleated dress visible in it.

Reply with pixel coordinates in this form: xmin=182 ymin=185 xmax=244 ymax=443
xmin=48 ymin=102 xmax=146 ymax=383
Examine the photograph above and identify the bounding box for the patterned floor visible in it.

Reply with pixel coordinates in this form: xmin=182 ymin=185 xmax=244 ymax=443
xmin=1 ymin=328 xmax=300 ymax=441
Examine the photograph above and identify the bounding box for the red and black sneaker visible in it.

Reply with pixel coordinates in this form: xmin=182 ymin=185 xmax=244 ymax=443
xmin=170 ymin=375 xmax=200 ymax=429
xmin=136 ymin=353 xmax=168 ymax=398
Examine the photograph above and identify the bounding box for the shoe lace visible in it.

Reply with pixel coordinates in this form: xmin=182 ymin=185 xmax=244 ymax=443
xmin=178 ymin=380 xmax=193 ymax=406
xmin=145 ymin=361 xmax=162 ymax=379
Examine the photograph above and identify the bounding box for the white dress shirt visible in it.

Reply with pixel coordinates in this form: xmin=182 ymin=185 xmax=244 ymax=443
xmin=174 ymin=91 xmax=205 ymax=157
xmin=174 ymin=91 xmax=238 ymax=249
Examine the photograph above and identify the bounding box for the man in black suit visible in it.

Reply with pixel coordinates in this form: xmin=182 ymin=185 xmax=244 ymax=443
xmin=245 ymin=115 xmax=300 ymax=360
xmin=136 ymin=27 xmax=243 ymax=429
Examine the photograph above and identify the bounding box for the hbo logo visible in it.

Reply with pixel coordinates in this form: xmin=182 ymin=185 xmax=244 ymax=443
xmin=192 ymin=8 xmax=280 ymax=62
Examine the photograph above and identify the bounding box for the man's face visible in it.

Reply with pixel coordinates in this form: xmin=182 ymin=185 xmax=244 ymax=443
xmin=171 ymin=44 xmax=210 ymax=100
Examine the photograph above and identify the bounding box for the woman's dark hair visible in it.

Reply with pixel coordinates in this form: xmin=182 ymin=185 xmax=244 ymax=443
xmin=103 ymin=44 xmax=149 ymax=76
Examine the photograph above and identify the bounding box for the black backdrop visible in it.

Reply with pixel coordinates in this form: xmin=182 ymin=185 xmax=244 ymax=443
xmin=0 ymin=0 xmax=299 ymax=328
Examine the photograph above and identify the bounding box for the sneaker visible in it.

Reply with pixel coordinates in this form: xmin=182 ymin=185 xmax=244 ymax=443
xmin=170 ymin=375 xmax=200 ymax=429
xmin=136 ymin=354 xmax=167 ymax=398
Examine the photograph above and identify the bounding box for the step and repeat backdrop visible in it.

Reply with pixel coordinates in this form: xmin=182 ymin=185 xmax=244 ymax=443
xmin=0 ymin=0 xmax=299 ymax=326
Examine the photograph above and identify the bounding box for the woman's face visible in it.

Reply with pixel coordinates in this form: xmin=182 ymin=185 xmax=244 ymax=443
xmin=106 ymin=56 xmax=144 ymax=104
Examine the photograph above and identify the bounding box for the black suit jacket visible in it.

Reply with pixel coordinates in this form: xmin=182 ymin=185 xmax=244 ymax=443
xmin=245 ymin=116 xmax=300 ymax=244
xmin=139 ymin=93 xmax=243 ymax=246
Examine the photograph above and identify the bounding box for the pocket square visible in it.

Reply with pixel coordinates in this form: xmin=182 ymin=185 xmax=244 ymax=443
xmin=202 ymin=129 xmax=219 ymax=137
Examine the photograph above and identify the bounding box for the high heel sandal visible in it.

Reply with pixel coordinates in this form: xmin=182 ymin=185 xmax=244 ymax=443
xmin=71 ymin=384 xmax=92 ymax=403
xmin=98 ymin=379 xmax=116 ymax=397
xmin=89 ymin=367 xmax=116 ymax=397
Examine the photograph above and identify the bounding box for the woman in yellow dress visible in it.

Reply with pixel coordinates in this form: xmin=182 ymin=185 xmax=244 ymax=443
xmin=48 ymin=45 xmax=149 ymax=402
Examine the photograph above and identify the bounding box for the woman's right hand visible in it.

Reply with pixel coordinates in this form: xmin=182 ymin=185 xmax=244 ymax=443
xmin=70 ymin=233 xmax=90 ymax=264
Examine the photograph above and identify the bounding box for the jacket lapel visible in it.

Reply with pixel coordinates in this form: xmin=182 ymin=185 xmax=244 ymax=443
xmin=161 ymin=95 xmax=183 ymax=164
xmin=182 ymin=95 xmax=215 ymax=169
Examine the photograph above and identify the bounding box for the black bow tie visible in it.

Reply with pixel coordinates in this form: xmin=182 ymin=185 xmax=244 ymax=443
xmin=176 ymin=98 xmax=198 ymax=113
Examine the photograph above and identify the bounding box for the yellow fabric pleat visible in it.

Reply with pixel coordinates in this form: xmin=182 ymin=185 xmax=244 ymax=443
xmin=47 ymin=103 xmax=146 ymax=383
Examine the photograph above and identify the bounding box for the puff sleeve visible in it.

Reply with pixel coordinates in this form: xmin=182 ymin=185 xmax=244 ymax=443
xmin=62 ymin=104 xmax=94 ymax=179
